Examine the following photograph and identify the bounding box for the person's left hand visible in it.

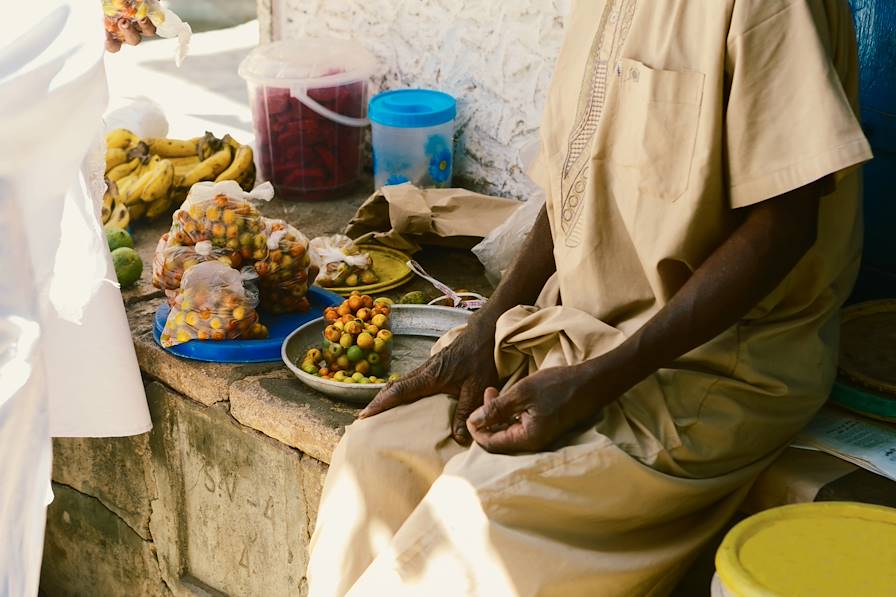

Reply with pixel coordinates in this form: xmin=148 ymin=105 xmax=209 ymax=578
xmin=466 ymin=365 xmax=609 ymax=454
xmin=105 ymin=17 xmax=156 ymax=53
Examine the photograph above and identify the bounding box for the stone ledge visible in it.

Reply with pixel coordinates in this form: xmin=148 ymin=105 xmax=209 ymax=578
xmin=230 ymin=374 xmax=359 ymax=465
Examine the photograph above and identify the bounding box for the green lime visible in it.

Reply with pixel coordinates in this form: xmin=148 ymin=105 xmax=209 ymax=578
xmin=105 ymin=227 xmax=134 ymax=252
xmin=111 ymin=247 xmax=143 ymax=288
xmin=346 ymin=345 xmax=364 ymax=362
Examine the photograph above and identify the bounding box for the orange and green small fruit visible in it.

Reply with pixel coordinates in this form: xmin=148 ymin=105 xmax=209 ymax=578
xmin=373 ymin=338 xmax=386 ymax=353
xmin=351 ymin=372 xmax=365 ymax=382
xmin=361 ymin=295 xmax=375 ymax=309
xmin=373 ymin=296 xmax=393 ymax=306
xmin=346 ymin=345 xmax=364 ymax=362
xmin=345 ymin=273 xmax=359 ymax=286
xmin=333 ymin=320 xmax=345 ymax=331
xmin=336 ymin=355 xmax=351 ymax=370
xmin=337 ymin=303 xmax=352 ymax=317
xmin=350 ymin=290 xmax=361 ymax=297
xmin=354 ymin=360 xmax=371 ymax=375
xmin=326 ymin=342 xmax=344 ymax=358
xmin=387 ymin=373 xmax=401 ymax=382
xmin=367 ymin=352 xmax=381 ymax=365
xmin=319 ymin=367 xmax=330 ymax=377
xmin=376 ymin=329 xmax=393 ymax=342
xmin=324 ymin=308 xmax=339 ymax=321
xmin=333 ymin=371 xmax=347 ymax=382
xmin=339 ymin=333 xmax=354 ymax=349
xmin=301 ymin=363 xmax=318 ymax=375
xmin=324 ymin=325 xmax=342 ymax=342
xmin=371 ymin=313 xmax=388 ymax=329
xmin=305 ymin=348 xmax=323 ymax=362
xmin=361 ymin=270 xmax=378 ymax=285
xmin=347 ymin=295 xmax=363 ymax=312
xmin=356 ymin=332 xmax=375 ymax=351
xmin=342 ymin=377 xmax=356 ymax=384
xmin=345 ymin=320 xmax=364 ymax=336
xmin=358 ymin=377 xmax=371 ymax=384
xmin=400 ymin=291 xmax=427 ymax=305
xmin=356 ymin=308 xmax=371 ymax=322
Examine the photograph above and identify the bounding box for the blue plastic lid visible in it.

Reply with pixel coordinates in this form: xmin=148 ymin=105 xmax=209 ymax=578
xmin=369 ymin=89 xmax=456 ymax=128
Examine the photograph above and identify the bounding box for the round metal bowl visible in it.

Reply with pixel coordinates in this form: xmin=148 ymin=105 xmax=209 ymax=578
xmin=281 ymin=304 xmax=471 ymax=404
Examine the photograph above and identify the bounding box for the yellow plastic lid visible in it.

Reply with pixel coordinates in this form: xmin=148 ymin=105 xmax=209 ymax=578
xmin=716 ymin=502 xmax=896 ymax=597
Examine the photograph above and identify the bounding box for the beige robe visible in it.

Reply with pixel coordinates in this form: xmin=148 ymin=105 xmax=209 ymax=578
xmin=307 ymin=1 xmax=872 ymax=595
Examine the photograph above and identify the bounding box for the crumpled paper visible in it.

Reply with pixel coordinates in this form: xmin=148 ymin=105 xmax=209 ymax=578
xmin=343 ymin=184 xmax=521 ymax=253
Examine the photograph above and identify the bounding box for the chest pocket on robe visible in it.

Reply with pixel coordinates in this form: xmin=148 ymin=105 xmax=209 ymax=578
xmin=599 ymin=58 xmax=705 ymax=202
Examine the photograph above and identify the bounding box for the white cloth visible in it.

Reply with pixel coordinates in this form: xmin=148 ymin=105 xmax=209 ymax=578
xmin=0 ymin=2 xmax=151 ymax=594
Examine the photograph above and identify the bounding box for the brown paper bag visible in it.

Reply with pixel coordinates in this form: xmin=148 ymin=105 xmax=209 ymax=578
xmin=343 ymin=184 xmax=521 ymax=253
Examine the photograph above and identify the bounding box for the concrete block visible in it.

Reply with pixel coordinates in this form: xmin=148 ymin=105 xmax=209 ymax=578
xmin=41 ymin=483 xmax=169 ymax=597
xmin=146 ymin=382 xmax=311 ymax=596
xmin=230 ymin=375 xmax=356 ymax=464
xmin=52 ymin=435 xmax=156 ymax=540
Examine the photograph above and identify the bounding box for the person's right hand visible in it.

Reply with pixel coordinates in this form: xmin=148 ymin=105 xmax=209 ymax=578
xmin=358 ymin=321 xmax=500 ymax=445
xmin=105 ymin=17 xmax=156 ymax=53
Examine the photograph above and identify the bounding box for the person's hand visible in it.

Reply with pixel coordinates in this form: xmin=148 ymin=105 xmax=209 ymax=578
xmin=105 ymin=17 xmax=156 ymax=53
xmin=466 ymin=364 xmax=612 ymax=454
xmin=359 ymin=323 xmax=500 ymax=445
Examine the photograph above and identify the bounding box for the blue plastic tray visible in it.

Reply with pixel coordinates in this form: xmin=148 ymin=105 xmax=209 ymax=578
xmin=153 ymin=286 xmax=343 ymax=363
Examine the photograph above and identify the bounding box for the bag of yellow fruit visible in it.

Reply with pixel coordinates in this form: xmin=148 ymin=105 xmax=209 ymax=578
xmin=308 ymin=234 xmax=378 ymax=288
xmin=160 ymin=261 xmax=268 ymax=348
xmin=168 ymin=181 xmax=270 ymax=256
xmin=254 ymin=218 xmax=313 ymax=315
xmin=152 ymin=234 xmax=241 ymax=303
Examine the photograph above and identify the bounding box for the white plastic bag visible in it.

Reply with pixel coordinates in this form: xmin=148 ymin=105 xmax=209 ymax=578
xmin=309 ymin=234 xmax=376 ymax=288
xmin=472 ymin=189 xmax=544 ymax=286
xmin=103 ymin=96 xmax=168 ymax=138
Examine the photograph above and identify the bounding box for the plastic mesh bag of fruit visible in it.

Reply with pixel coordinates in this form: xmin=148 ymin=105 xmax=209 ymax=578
xmin=152 ymin=234 xmax=241 ymax=297
xmin=168 ymin=181 xmax=271 ymax=255
xmin=102 ymin=1 xmax=192 ymax=66
xmin=308 ymin=234 xmax=377 ymax=288
xmin=160 ymin=261 xmax=268 ymax=347
xmin=255 ymin=218 xmax=312 ymax=314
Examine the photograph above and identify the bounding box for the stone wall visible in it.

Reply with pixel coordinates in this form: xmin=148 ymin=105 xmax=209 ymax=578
xmin=261 ymin=0 xmax=571 ymax=198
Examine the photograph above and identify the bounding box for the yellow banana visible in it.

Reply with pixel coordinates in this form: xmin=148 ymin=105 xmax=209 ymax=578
xmin=124 ymin=156 xmax=162 ymax=205
xmin=141 ymin=159 xmax=174 ymax=203
xmin=222 ymin=134 xmax=243 ymax=152
xmin=168 ymin=155 xmax=201 ymax=168
xmin=144 ymin=137 xmax=201 ymax=158
xmin=128 ymin=201 xmax=147 ymax=221
xmin=215 ymin=144 xmax=254 ymax=183
xmin=146 ymin=196 xmax=173 ymax=219
xmin=101 ymin=189 xmax=114 ymax=224
xmin=105 ymin=200 xmax=130 ymax=231
xmin=106 ymin=128 xmax=140 ymax=150
xmin=105 ymin=147 xmax=128 ymax=171
xmin=181 ymin=146 xmax=232 ymax=188
xmin=106 ymin=157 xmax=140 ymax=182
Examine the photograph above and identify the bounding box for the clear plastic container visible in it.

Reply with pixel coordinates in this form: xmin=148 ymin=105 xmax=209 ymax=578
xmin=238 ymin=39 xmax=377 ymax=200
xmin=369 ymin=89 xmax=457 ymax=189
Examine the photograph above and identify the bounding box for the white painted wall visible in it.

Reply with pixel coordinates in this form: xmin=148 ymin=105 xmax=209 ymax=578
xmin=266 ymin=0 xmax=570 ymax=198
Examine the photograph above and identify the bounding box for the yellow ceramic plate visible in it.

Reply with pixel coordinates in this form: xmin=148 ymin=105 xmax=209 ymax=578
xmin=319 ymin=245 xmax=414 ymax=297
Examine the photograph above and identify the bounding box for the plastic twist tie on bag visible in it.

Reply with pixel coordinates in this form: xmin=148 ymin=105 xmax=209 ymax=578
xmin=406 ymin=260 xmax=487 ymax=311
xmin=184 ymin=181 xmax=274 ymax=209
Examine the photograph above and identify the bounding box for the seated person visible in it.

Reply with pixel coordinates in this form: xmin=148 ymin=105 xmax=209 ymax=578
xmin=308 ymin=1 xmax=872 ymax=594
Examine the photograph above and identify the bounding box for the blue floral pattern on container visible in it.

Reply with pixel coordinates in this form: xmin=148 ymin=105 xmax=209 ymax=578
xmin=425 ymin=135 xmax=452 ymax=186
xmin=385 ymin=174 xmax=410 ymax=186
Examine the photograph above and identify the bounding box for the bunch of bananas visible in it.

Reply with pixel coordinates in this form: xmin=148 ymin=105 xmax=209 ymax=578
xmin=102 ymin=128 xmax=256 ymax=229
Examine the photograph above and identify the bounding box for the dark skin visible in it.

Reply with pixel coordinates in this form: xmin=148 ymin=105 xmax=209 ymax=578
xmin=105 ymin=16 xmax=156 ymax=53
xmin=361 ymin=177 xmax=826 ymax=454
